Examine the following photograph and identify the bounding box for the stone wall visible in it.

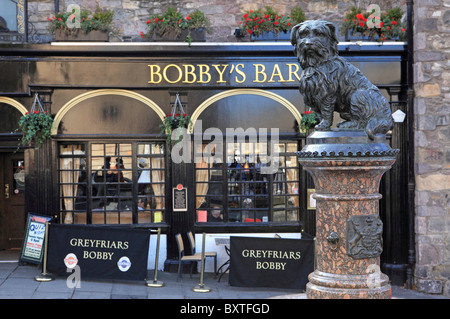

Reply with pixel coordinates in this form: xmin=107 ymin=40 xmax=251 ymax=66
xmin=413 ymin=0 xmax=450 ymax=296
xmin=27 ymin=0 xmax=406 ymax=42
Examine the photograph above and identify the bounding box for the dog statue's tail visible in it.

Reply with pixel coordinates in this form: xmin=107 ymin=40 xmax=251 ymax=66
xmin=366 ymin=117 xmax=393 ymax=140
xmin=365 ymin=91 xmax=394 ymax=140
xmin=352 ymin=88 xmax=394 ymax=140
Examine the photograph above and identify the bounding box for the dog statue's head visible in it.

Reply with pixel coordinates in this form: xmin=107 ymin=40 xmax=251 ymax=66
xmin=291 ymin=20 xmax=338 ymax=69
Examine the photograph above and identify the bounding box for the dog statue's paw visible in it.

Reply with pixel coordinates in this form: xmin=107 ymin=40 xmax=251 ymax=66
xmin=315 ymin=120 xmax=332 ymax=130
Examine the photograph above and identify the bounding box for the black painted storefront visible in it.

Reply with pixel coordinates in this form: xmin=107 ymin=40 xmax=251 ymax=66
xmin=0 ymin=42 xmax=410 ymax=285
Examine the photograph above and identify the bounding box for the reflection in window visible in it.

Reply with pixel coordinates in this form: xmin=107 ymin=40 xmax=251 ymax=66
xmin=195 ymin=141 xmax=300 ymax=223
xmin=58 ymin=142 xmax=165 ymax=225
xmin=0 ymin=0 xmax=26 ymax=42
xmin=59 ymin=144 xmax=86 ymax=224
xmin=12 ymin=159 xmax=25 ymax=194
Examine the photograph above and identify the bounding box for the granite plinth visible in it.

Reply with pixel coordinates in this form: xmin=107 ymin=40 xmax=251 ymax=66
xmin=297 ymin=130 xmax=398 ymax=299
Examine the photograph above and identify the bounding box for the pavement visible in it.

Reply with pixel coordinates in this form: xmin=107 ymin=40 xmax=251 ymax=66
xmin=0 ymin=251 xmax=448 ymax=300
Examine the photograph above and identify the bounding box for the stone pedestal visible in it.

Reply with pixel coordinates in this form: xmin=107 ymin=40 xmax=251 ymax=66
xmin=297 ymin=130 xmax=398 ymax=299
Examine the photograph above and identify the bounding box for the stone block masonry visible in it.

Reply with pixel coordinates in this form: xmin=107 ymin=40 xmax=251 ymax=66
xmin=413 ymin=0 xmax=450 ymax=296
xmin=27 ymin=0 xmax=406 ymax=42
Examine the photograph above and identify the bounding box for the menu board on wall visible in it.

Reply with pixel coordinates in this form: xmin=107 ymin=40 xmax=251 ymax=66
xmin=173 ymin=184 xmax=188 ymax=212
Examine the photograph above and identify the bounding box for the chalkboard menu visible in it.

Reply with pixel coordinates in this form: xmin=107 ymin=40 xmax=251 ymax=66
xmin=20 ymin=213 xmax=52 ymax=264
xmin=173 ymin=184 xmax=187 ymax=212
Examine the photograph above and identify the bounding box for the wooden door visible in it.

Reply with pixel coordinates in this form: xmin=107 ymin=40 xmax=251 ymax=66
xmin=0 ymin=153 xmax=26 ymax=249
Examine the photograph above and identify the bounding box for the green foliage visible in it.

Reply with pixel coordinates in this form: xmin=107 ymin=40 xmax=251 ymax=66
xmin=47 ymin=6 xmax=114 ymax=34
xmin=160 ymin=113 xmax=192 ymax=144
xmin=240 ymin=6 xmax=292 ymax=36
xmin=17 ymin=111 xmax=54 ymax=149
xmin=299 ymin=111 xmax=318 ymax=133
xmin=340 ymin=6 xmax=407 ymax=42
xmin=290 ymin=6 xmax=306 ymax=25
xmin=143 ymin=7 xmax=211 ymax=43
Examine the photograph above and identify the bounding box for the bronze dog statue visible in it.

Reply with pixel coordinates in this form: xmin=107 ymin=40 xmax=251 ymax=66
xmin=291 ymin=20 xmax=393 ymax=139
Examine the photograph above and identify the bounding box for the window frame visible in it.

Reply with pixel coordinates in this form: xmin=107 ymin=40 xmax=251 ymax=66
xmin=0 ymin=0 xmax=27 ymax=43
xmin=193 ymin=136 xmax=302 ymax=228
xmin=57 ymin=140 xmax=167 ymax=226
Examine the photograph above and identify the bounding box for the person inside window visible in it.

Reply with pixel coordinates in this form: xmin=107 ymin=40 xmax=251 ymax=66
xmin=208 ymin=205 xmax=223 ymax=222
xmin=111 ymin=157 xmax=125 ymax=182
xmin=138 ymin=198 xmax=148 ymax=210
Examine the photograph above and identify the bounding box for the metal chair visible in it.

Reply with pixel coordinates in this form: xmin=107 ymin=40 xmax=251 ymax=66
xmin=187 ymin=231 xmax=217 ymax=277
xmin=175 ymin=233 xmax=203 ymax=280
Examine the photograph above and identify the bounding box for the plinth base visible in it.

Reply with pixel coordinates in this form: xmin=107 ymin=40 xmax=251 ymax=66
xmin=306 ymin=270 xmax=391 ymax=299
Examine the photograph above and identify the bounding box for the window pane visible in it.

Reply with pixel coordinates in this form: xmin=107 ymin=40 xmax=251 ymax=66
xmin=59 ymin=142 xmax=165 ymax=225
xmin=58 ymin=144 xmax=87 ymax=224
xmin=195 ymin=140 xmax=300 ymax=224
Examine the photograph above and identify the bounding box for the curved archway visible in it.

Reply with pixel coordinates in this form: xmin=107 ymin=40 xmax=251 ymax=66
xmin=0 ymin=97 xmax=28 ymax=116
xmin=189 ymin=89 xmax=302 ymax=133
xmin=52 ymin=89 xmax=166 ymax=135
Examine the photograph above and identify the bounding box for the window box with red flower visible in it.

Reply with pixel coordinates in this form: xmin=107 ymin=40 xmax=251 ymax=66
xmin=239 ymin=6 xmax=305 ymax=42
xmin=48 ymin=7 xmax=114 ymax=42
xmin=340 ymin=6 xmax=407 ymax=42
xmin=141 ymin=7 xmax=210 ymax=45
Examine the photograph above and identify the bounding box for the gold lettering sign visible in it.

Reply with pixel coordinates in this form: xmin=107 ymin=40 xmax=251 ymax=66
xmin=241 ymin=248 xmax=302 ymax=271
xmin=69 ymin=237 xmax=129 ymax=260
xmin=148 ymin=63 xmax=300 ymax=85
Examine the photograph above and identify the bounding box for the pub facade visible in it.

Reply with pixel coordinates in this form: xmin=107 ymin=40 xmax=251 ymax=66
xmin=0 ymin=39 xmax=411 ymax=284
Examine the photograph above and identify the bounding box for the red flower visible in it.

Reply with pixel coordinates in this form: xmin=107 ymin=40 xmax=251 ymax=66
xmin=392 ymin=20 xmax=397 ymax=25
xmin=186 ymin=15 xmax=191 ymax=20
xmin=401 ymin=28 xmax=406 ymax=32
xmin=274 ymin=21 xmax=279 ymax=26
xmin=154 ymin=17 xmax=159 ymax=23
xmin=146 ymin=20 xmax=150 ymax=24
xmin=247 ymin=29 xmax=253 ymax=34
xmin=359 ymin=22 xmax=365 ymax=27
xmin=305 ymin=111 xmax=313 ymax=115
xmin=356 ymin=13 xmax=367 ymax=22
xmin=243 ymin=14 xmax=248 ymax=18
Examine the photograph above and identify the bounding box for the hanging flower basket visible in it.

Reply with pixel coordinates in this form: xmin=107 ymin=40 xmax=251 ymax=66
xmin=160 ymin=94 xmax=192 ymax=144
xmin=17 ymin=94 xmax=54 ymax=149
